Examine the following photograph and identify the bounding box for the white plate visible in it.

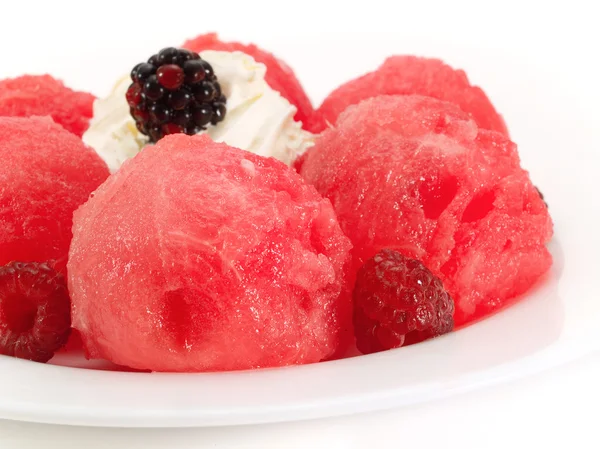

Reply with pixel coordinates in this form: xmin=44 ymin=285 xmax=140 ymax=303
xmin=1 ymin=2 xmax=599 ymax=428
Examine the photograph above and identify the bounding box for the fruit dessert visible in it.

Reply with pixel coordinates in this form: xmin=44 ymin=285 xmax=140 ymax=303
xmin=68 ymin=134 xmax=352 ymax=372
xmin=0 ymin=35 xmax=554 ymax=369
xmin=312 ymin=56 xmax=508 ymax=135
xmin=0 ymin=75 xmax=95 ymax=136
xmin=183 ymin=33 xmax=315 ymax=128
xmin=83 ymin=47 xmax=314 ymax=172
xmin=0 ymin=116 xmax=108 ymax=362
xmin=298 ymin=95 xmax=552 ymax=331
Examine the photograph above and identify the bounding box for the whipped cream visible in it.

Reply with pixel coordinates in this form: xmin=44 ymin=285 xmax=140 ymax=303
xmin=83 ymin=51 xmax=314 ymax=172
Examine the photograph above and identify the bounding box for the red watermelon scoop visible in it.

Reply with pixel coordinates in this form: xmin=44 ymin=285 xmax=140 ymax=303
xmin=183 ymin=33 xmax=315 ymax=129
xmin=299 ymin=95 xmax=552 ymax=326
xmin=68 ymin=134 xmax=352 ymax=372
xmin=0 ymin=75 xmax=95 ymax=137
xmin=0 ymin=116 xmax=109 ymax=275
xmin=313 ymin=56 xmax=508 ymax=136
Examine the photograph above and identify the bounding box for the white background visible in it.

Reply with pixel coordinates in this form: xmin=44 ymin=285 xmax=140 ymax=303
xmin=1 ymin=0 xmax=599 ymax=447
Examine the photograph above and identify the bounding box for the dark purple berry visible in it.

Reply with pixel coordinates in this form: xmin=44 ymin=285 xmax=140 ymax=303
xmin=183 ymin=59 xmax=206 ymax=84
xmin=148 ymin=54 xmax=160 ymax=66
xmin=128 ymin=47 xmax=226 ymax=143
xmin=134 ymin=63 xmax=156 ymax=84
xmin=192 ymin=104 xmax=212 ymax=128
xmin=211 ymin=103 xmax=226 ymax=125
xmin=214 ymin=82 xmax=222 ymax=98
xmin=149 ymin=103 xmax=172 ymax=124
xmin=130 ymin=63 xmax=143 ymax=82
xmin=193 ymin=82 xmax=217 ymax=103
xmin=131 ymin=107 xmax=149 ymax=122
xmin=157 ymin=47 xmax=179 ymax=65
xmin=148 ymin=125 xmax=162 ymax=142
xmin=198 ymin=59 xmax=214 ymax=78
xmin=173 ymin=110 xmax=192 ymax=127
xmin=143 ymin=75 xmax=164 ymax=101
xmin=167 ymin=89 xmax=192 ymax=110
xmin=184 ymin=126 xmax=200 ymax=136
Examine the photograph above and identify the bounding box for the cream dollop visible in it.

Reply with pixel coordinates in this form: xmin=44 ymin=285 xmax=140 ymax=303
xmin=83 ymin=51 xmax=314 ymax=172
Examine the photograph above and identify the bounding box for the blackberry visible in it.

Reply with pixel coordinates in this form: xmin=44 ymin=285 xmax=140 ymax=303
xmin=128 ymin=48 xmax=226 ymax=143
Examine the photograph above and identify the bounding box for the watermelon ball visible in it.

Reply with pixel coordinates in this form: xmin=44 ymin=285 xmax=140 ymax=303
xmin=299 ymin=95 xmax=552 ymax=326
xmin=68 ymin=134 xmax=352 ymax=372
xmin=313 ymin=56 xmax=508 ymax=136
xmin=0 ymin=116 xmax=109 ymax=275
xmin=182 ymin=33 xmax=315 ymax=130
xmin=0 ymin=75 xmax=95 ymax=137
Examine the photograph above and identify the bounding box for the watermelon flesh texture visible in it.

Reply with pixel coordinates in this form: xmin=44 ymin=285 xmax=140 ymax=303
xmin=313 ymin=56 xmax=508 ymax=136
xmin=0 ymin=116 xmax=109 ymax=275
xmin=68 ymin=134 xmax=352 ymax=372
xmin=0 ymin=75 xmax=95 ymax=137
xmin=299 ymin=95 xmax=552 ymax=326
xmin=183 ymin=33 xmax=316 ymax=130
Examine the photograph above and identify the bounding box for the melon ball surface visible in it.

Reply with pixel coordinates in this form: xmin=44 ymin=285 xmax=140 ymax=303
xmin=299 ymin=95 xmax=552 ymax=326
xmin=68 ymin=135 xmax=352 ymax=372
xmin=0 ymin=116 xmax=109 ymax=274
xmin=183 ymin=33 xmax=315 ymax=129
xmin=0 ymin=75 xmax=95 ymax=137
xmin=314 ymin=56 xmax=508 ymax=136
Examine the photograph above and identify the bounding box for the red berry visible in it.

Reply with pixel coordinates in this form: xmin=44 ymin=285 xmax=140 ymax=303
xmin=157 ymin=64 xmax=184 ymax=90
xmin=0 ymin=262 xmax=71 ymax=363
xmin=353 ymin=250 xmax=454 ymax=354
xmin=126 ymin=83 xmax=142 ymax=107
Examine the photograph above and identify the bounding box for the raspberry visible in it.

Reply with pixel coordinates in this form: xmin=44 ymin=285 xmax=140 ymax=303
xmin=0 ymin=262 xmax=71 ymax=363
xmin=353 ymin=250 xmax=454 ymax=354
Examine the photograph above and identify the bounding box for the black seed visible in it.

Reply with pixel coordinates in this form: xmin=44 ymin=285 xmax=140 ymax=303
xmin=193 ymin=81 xmax=217 ymax=102
xmin=135 ymin=63 xmax=156 ymax=84
xmin=167 ymin=88 xmax=192 ymax=110
xmin=143 ymin=75 xmax=164 ymax=101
